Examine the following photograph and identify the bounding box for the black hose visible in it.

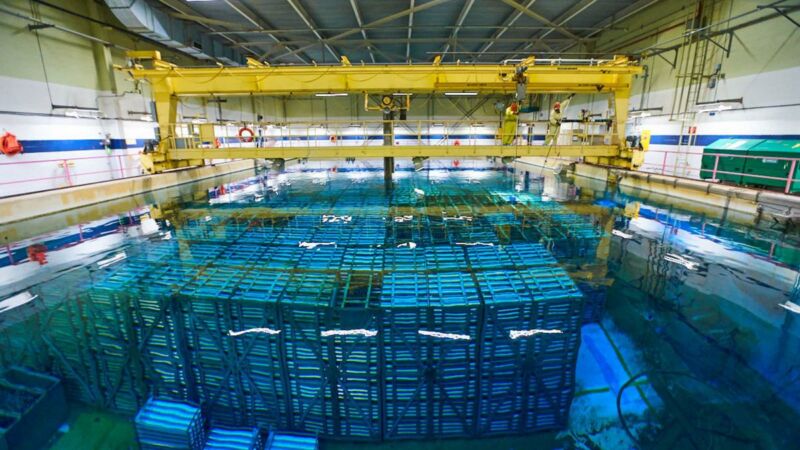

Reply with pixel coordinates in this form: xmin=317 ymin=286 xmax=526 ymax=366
xmin=617 ymin=370 xmax=759 ymax=449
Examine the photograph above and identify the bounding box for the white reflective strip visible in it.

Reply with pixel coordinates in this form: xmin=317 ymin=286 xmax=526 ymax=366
xmin=414 ymin=188 xmax=425 ymax=195
xmin=509 ymin=329 xmax=563 ymax=339
xmin=97 ymin=252 xmax=127 ymax=268
xmin=663 ymin=253 xmax=699 ymax=271
xmin=394 ymin=215 xmax=414 ymax=223
xmin=779 ymin=302 xmax=800 ymax=314
xmin=0 ymin=292 xmax=38 ymax=314
xmin=456 ymin=242 xmax=494 ymax=247
xmin=443 ymin=215 xmax=473 ymax=222
xmin=298 ymin=241 xmax=337 ymax=249
xmin=396 ymin=242 xmax=417 ymax=249
xmin=612 ymin=229 xmax=634 ymax=239
xmin=228 ymin=328 xmax=281 ymax=337
xmin=418 ymin=330 xmax=471 ymax=341
xmin=322 ymin=215 xmax=352 ymax=223
xmin=320 ymin=329 xmax=378 ymax=338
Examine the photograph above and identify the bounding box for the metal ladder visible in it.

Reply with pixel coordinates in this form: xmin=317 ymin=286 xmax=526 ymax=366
xmin=670 ymin=1 xmax=715 ymax=177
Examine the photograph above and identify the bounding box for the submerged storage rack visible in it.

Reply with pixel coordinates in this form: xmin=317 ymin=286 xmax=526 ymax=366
xmin=16 ymin=173 xmax=598 ymax=441
xmin=135 ymin=398 xmax=206 ymax=450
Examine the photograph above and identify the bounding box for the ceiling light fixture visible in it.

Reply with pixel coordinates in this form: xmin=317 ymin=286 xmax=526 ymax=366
xmin=695 ymin=98 xmax=742 ymax=114
xmin=444 ymin=92 xmax=478 ymax=96
xmin=315 ymin=93 xmax=348 ymax=97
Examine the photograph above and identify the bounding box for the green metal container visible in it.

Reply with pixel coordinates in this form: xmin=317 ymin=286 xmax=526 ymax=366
xmin=700 ymin=138 xmax=763 ymax=184
xmin=742 ymin=139 xmax=800 ymax=192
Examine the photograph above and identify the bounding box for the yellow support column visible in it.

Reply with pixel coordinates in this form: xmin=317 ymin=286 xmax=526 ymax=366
xmin=144 ymin=78 xmax=204 ymax=173
xmin=613 ymin=89 xmax=630 ymax=147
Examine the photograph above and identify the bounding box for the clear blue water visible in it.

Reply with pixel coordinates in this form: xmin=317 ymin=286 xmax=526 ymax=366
xmin=0 ymin=166 xmax=798 ymax=449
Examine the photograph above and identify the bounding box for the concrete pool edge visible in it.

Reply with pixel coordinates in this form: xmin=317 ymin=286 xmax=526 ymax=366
xmin=575 ymin=163 xmax=800 ymax=223
xmin=0 ymin=160 xmax=257 ymax=224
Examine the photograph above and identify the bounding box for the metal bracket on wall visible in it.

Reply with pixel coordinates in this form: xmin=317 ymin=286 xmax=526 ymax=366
xmin=652 ymin=48 xmax=678 ymax=69
xmin=704 ymin=31 xmax=734 ymax=58
xmin=759 ymin=5 xmax=800 ymax=28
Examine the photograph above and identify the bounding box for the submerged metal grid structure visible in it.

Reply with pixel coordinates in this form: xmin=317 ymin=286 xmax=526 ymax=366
xmin=9 ymin=173 xmax=599 ymax=441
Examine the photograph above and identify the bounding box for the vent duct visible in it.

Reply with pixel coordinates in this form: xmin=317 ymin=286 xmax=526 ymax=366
xmin=103 ymin=0 xmax=244 ymax=65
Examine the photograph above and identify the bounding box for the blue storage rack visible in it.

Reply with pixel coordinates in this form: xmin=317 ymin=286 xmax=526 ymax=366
xmin=23 ymin=171 xmax=606 ymax=442
xmin=341 ymin=247 xmax=384 ymax=272
xmin=476 ymin=268 xmax=584 ymax=435
xmin=260 ymin=246 xmax=303 ymax=270
xmin=264 ymin=433 xmax=319 ymax=450
xmin=424 ymin=246 xmax=467 ymax=272
xmin=296 ymin=246 xmax=345 ymax=272
xmin=204 ymin=427 xmax=262 ymax=450
xmin=135 ymin=398 xmax=206 ymax=450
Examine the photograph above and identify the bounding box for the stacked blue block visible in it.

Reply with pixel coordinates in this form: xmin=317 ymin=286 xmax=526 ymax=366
xmin=204 ymin=427 xmax=262 ymax=450
xmin=180 ymin=267 xmax=251 ymax=425
xmin=296 ymin=246 xmax=345 ymax=271
xmin=476 ymin=268 xmax=584 ymax=435
xmin=320 ymin=320 xmax=382 ymax=439
xmin=341 ymin=247 xmax=384 ymax=272
xmin=383 ymin=247 xmax=426 ymax=272
xmin=230 ymin=270 xmax=290 ymax=428
xmin=135 ymin=398 xmax=206 ymax=450
xmin=424 ymin=246 xmax=467 ymax=272
xmin=45 ymin=172 xmax=604 ymax=442
xmin=260 ymin=246 xmax=303 ymax=270
xmin=381 ymin=273 xmax=480 ymax=438
xmin=264 ymin=433 xmax=319 ymax=450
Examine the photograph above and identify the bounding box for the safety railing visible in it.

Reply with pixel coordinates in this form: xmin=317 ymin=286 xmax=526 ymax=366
xmin=639 ymin=148 xmax=800 ymax=194
xmin=0 ymin=152 xmax=141 ymax=197
xmin=166 ymin=119 xmax=614 ymax=150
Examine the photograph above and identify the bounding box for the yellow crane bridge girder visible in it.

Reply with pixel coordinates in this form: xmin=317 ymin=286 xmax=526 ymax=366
xmin=125 ymin=55 xmax=641 ymax=96
xmin=126 ymin=65 xmax=640 ymax=95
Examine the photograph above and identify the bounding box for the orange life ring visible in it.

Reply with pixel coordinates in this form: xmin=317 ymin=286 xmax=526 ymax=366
xmin=1 ymin=132 xmax=23 ymax=156
xmin=329 ymin=135 xmax=338 ymax=143
xmin=214 ymin=138 xmax=221 ymax=148
xmin=238 ymin=127 xmax=255 ymax=143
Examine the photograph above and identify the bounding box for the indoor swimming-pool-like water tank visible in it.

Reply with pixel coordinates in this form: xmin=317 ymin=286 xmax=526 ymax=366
xmin=0 ymin=167 xmax=799 ymax=449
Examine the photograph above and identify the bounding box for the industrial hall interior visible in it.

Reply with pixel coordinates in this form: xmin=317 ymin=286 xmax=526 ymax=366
xmin=1 ymin=0 xmax=799 ymax=449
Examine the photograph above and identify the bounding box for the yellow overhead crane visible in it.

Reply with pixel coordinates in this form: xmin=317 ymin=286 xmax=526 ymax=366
xmin=122 ymin=51 xmax=643 ymax=173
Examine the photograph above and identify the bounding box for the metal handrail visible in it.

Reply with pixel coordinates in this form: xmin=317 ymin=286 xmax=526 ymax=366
xmin=167 ymin=119 xmax=613 ymax=149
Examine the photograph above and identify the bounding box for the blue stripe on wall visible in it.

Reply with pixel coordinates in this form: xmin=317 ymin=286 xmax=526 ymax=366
xmin=19 ymin=138 xmax=148 ymax=153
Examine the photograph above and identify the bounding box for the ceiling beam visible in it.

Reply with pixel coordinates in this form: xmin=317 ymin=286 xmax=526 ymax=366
xmin=349 ymin=0 xmax=376 ymax=63
xmin=496 ymin=0 xmax=584 ymax=42
xmin=476 ymin=0 xmax=540 ymax=59
xmin=509 ymin=0 xmax=597 ymax=58
xmin=441 ymin=0 xmax=475 ymax=59
xmin=231 ymin=37 xmax=588 ymax=47
xmin=263 ymin=0 xmax=455 ymax=61
xmin=223 ymin=0 xmax=309 ymax=63
xmin=284 ymin=0 xmax=340 ymax=62
xmin=209 ymin=25 xmax=621 ymax=35
xmin=561 ymin=0 xmax=664 ymax=53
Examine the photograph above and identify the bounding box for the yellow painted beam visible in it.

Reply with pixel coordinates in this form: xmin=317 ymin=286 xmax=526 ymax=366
xmin=169 ymin=144 xmax=619 ymax=160
xmin=126 ymin=63 xmax=641 ymax=96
